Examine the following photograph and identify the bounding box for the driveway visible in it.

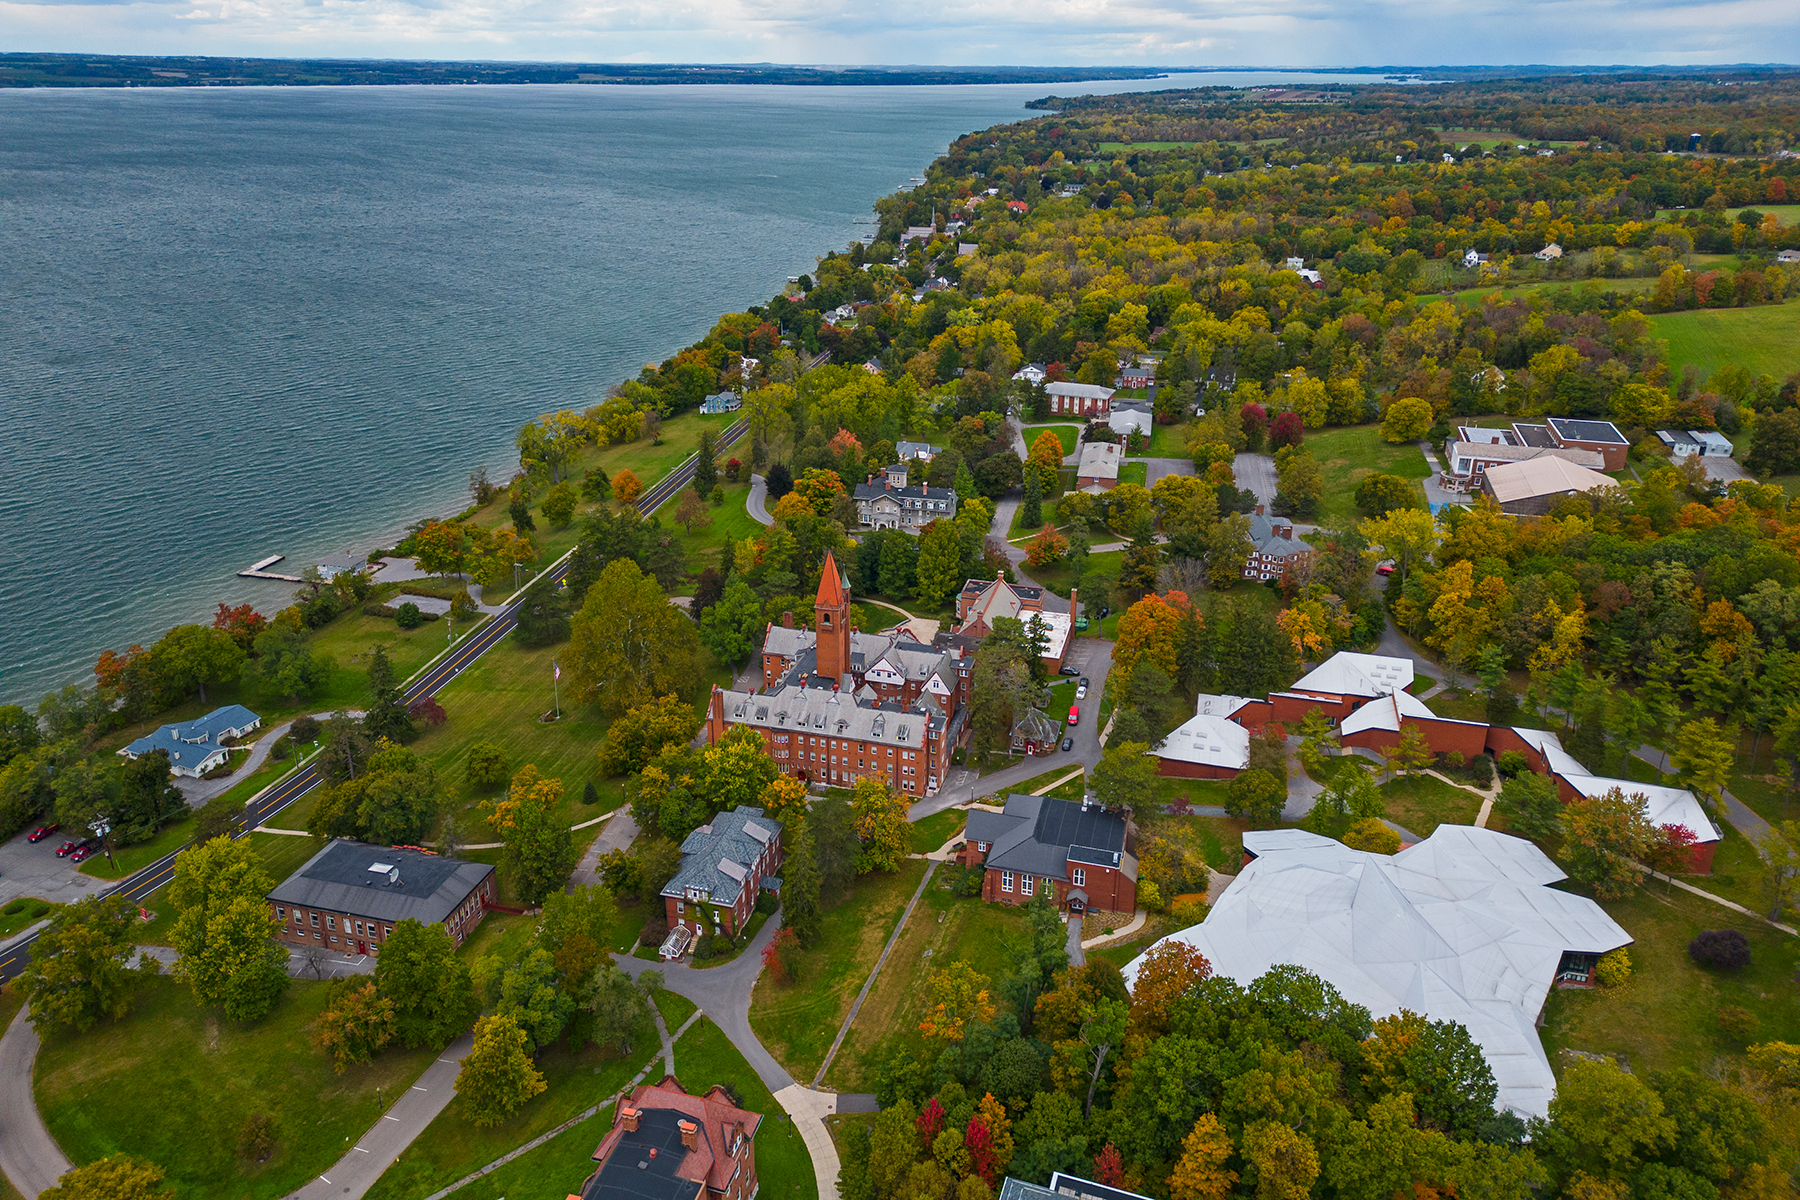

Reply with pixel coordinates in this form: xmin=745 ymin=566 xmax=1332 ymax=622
xmin=0 ymin=1010 xmax=70 ymax=1197
xmin=1233 ymin=453 xmax=1276 ymax=508
xmin=0 ymin=829 xmax=114 ymax=907
xmin=747 ymin=474 xmax=774 ymax=526
xmin=1138 ymin=457 xmax=1194 ymax=489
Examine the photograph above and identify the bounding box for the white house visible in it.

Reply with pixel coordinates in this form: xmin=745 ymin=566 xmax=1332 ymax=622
xmin=120 ymin=705 xmax=263 ymax=778
xmin=1658 ymin=429 xmax=1733 ymax=458
xmin=1535 ymin=243 xmax=1563 ymax=261
xmin=1012 ymin=363 xmax=1048 ymax=385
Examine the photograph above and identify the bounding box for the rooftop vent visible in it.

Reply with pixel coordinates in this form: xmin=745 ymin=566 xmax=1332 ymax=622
xmin=368 ymin=862 xmax=401 ymax=886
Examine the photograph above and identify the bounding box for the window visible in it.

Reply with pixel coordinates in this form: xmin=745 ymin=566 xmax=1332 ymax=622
xmin=276 ymin=906 xmax=286 ymax=920
xmin=314 ymin=932 xmax=323 ymax=940
xmin=310 ymin=912 xmax=320 ymax=928
xmin=1021 ymin=875 xmax=1034 ymax=895
xmin=1001 ymin=871 xmax=1014 ymax=893
xmin=1072 ymin=868 xmax=1086 ymax=887
xmin=977 ymin=842 xmax=988 ymax=853
xmin=327 ymin=916 xmax=336 ymax=931
xmin=384 ymin=927 xmax=393 ymax=939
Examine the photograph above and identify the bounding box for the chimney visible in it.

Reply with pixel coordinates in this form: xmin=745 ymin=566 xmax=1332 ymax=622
xmin=867 ymin=473 xmax=874 ymax=485
xmin=1069 ymin=587 xmax=1078 ymax=622
xmin=1255 ymin=503 xmax=1266 ymax=516
xmin=1277 ymin=523 xmax=1292 ymax=540
xmin=621 ymin=1105 xmax=640 ymax=1132
xmin=782 ymin=612 xmax=794 ymax=629
xmin=679 ymin=1120 xmax=700 ymax=1151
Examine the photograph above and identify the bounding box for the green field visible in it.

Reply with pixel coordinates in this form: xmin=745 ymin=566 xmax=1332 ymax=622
xmin=1024 ymin=549 xmax=1123 ymax=598
xmin=1096 ymin=141 xmax=1192 ymax=154
xmin=1303 ymin=424 xmax=1431 ymax=529
xmin=1647 ymin=300 xmax=1800 ymax=380
xmin=1656 ymin=203 xmax=1800 ymax=225
xmin=1142 ymin=422 xmax=1187 ymax=457
xmin=657 ymin=479 xmax=766 ymax=581
xmin=1020 ymin=424 xmax=1080 ymax=457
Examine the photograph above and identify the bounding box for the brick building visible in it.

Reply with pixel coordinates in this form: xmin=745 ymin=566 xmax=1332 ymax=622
xmin=572 ymin=1077 xmax=762 ymax=1200
xmin=1242 ymin=512 xmax=1313 ymax=582
xmin=1046 ymin=381 xmax=1115 ymax=416
xmin=1075 ymin=441 xmax=1122 ymax=491
xmin=954 ymin=577 xmax=1076 ymax=674
xmin=267 ymin=840 xmax=496 ymax=956
xmin=961 ymin=793 xmax=1137 ymax=914
xmin=661 ymin=807 xmax=782 ymax=940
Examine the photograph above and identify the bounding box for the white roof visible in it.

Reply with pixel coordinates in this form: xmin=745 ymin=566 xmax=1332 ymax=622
xmin=1123 ymin=825 xmax=1632 ymax=1120
xmin=1289 ymin=652 xmax=1413 ymax=699
xmin=1509 ymin=728 xmax=1589 ymax=779
xmin=1692 ymin=430 xmax=1733 ymax=451
xmin=1339 ymin=688 xmax=1483 ymax=736
xmin=1046 ymin=381 xmax=1117 ymax=401
xmin=1194 ymin=693 xmax=1255 ymax=719
xmin=1076 ymin=441 xmax=1122 ymax=479
xmin=1108 ymin=408 xmax=1152 ymax=437
xmin=1560 ymin=775 xmax=1721 ymax=843
xmin=1153 ymin=712 xmax=1250 ymax=770
xmin=1483 ymin=457 xmax=1614 ymax=503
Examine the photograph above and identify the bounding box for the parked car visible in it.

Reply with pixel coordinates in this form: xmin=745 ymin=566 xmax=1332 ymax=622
xmin=69 ymin=844 xmax=96 ymax=863
xmin=54 ymin=839 xmax=82 ymax=858
xmin=1098 ymin=606 xmax=1110 ymax=618
xmin=27 ymin=824 xmax=60 ymax=843
xmin=1059 ymin=665 xmax=1080 ymax=676
xmin=1076 ymin=685 xmax=1088 ymax=700
xmin=1376 ymin=563 xmax=1396 ymax=576
xmin=1068 ymin=706 xmax=1080 ymax=727
xmin=1062 ymin=737 xmax=1075 ymax=752
xmin=1079 ymin=677 xmax=1090 ymax=689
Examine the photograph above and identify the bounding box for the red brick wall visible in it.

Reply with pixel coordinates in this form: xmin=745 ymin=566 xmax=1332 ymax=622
xmin=1269 ymin=692 xmax=1354 ymax=726
xmin=1154 ymin=758 xmax=1242 ymax=780
xmin=980 ymin=864 xmax=1136 ymax=913
xmin=1341 ymin=718 xmax=1487 ymax=758
xmin=1485 ymin=728 xmax=1549 ymax=774
xmin=1232 ymin=699 xmax=1276 ymax=733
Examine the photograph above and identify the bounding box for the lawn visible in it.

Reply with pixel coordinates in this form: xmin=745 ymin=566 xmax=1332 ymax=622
xmin=1025 ymin=549 xmax=1123 ymax=599
xmin=658 ymin=479 xmax=766 ymax=581
xmin=1540 ymin=882 xmax=1800 ymax=1079
xmin=0 ymin=897 xmax=59 ymax=939
xmin=1423 ymin=690 xmax=1489 ymax=722
xmin=823 ymin=889 xmax=1026 ymax=1092
xmin=438 ymin=1108 xmax=613 ymax=1200
xmin=1013 ymin=766 xmax=1084 ymax=796
xmin=364 ymin=1013 xmax=661 ymax=1200
xmin=1303 ymin=425 xmax=1430 ymax=530
xmin=80 ymin=814 xmax=196 ymax=881
xmin=911 ymin=809 xmax=967 ymax=854
xmin=36 ymin=977 xmax=440 ymax=1200
xmin=1378 ymin=772 xmax=1483 ymax=837
xmin=1143 ymin=422 xmax=1188 ymax=457
xmin=1117 ymin=462 xmax=1148 ymax=488
xmin=1647 ymin=300 xmax=1800 ymax=382
xmin=674 ymin=1019 xmax=817 ymax=1200
xmin=1096 ymin=141 xmax=1193 ymax=153
xmin=1020 ymin=424 xmax=1080 ymax=458
xmin=1657 ymin=204 xmax=1800 ymax=225
xmin=749 ymin=860 xmax=926 ymax=1083
xmin=1137 ymin=808 xmax=1246 ymax=875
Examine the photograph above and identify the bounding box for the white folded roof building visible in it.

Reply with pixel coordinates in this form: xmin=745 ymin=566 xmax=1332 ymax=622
xmin=1123 ymin=825 xmax=1632 ymax=1120
xmin=1559 ymin=775 xmax=1721 ymax=842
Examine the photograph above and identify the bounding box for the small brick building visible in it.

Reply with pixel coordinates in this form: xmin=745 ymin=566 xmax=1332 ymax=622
xmin=573 ymin=1077 xmax=762 ymax=1200
xmin=267 ymin=839 xmax=496 ymax=956
xmin=962 ymin=793 xmax=1137 ymax=914
xmin=662 ymin=807 xmax=783 ymax=940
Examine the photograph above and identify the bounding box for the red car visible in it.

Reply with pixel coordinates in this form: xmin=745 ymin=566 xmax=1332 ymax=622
xmin=27 ymin=824 xmax=60 ymax=843
xmin=1376 ymin=564 xmax=1396 ymax=576
xmin=1068 ymin=705 xmax=1080 ymax=727
xmin=69 ymin=844 xmax=96 ymax=864
xmin=55 ymin=839 xmax=84 ymax=858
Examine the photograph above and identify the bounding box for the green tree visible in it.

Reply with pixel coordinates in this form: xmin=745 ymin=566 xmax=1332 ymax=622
xmin=1094 ymin=742 xmax=1157 ymax=810
xmin=191 ymin=793 xmax=246 ymax=845
xmin=1273 ymin=449 xmax=1323 ymax=520
xmin=243 ymin=622 xmax=331 ymax=701
xmin=374 ymin=919 xmax=481 ymax=1048
xmin=154 ymin=623 xmax=247 ymax=705
xmin=354 ymin=741 xmax=439 ymax=845
xmin=852 ymin=778 xmax=911 ymax=874
xmin=567 ymin=558 xmax=703 ymax=717
xmin=1497 ymin=771 xmax=1562 ymax=840
xmin=1381 ymin=396 xmax=1435 ymax=443
xmin=455 ymin=1014 xmax=547 ymax=1126
xmin=492 ymin=773 xmax=578 ymax=905
xmin=1020 ymin=468 xmax=1043 ymax=529
xmin=578 ymin=963 xmax=651 ymax=1053
xmin=1559 ymin=787 xmax=1654 ymax=901
xmin=362 ymin=645 xmax=415 ymax=743
xmin=597 ymin=694 xmax=702 ymax=776
xmin=51 ymin=755 xmax=115 ymax=837
xmin=782 ymin=815 xmax=823 ymax=948
xmin=1387 ymin=724 xmax=1436 ymax=776
xmin=1668 ymin=717 xmax=1734 ymax=812
xmin=1354 ymin=473 xmax=1423 ymax=518
xmin=315 ymin=980 xmax=397 ymax=1072
xmin=914 ymin=519 xmax=966 ymax=609
xmin=543 ymin=480 xmax=579 ymax=527
xmin=21 ymin=895 xmax=154 ymax=1035
xmin=493 ymin=947 xmax=575 ymax=1050
xmin=1746 ymin=408 xmax=1800 ymax=476
xmin=1540 ymin=1058 xmax=1676 ymax=1180
xmin=539 ymin=885 xmax=619 ymax=967
xmin=1225 ymin=769 xmax=1286 ymax=826
xmin=169 ymin=837 xmax=289 ymax=1019
xmin=1205 ymin=514 xmax=1255 ymax=590
xmin=694 ymin=428 xmax=719 ymax=496
xmin=39 ymin=1155 xmax=173 ymax=1200
xmin=698 ymin=574 xmax=765 ymax=672
xmin=877 ymin=532 xmax=919 ymax=600
xmin=114 ymin=749 xmax=186 ymax=844
xmin=465 ymin=741 xmax=510 ymax=790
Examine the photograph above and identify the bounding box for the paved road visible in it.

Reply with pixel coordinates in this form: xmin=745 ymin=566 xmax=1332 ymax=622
xmin=1138 ymin=457 xmax=1195 ymax=489
xmin=746 ymin=473 xmax=774 ymax=526
xmin=1234 ymin=452 xmax=1276 ymax=508
xmin=0 ymin=1011 xmax=69 ymax=1198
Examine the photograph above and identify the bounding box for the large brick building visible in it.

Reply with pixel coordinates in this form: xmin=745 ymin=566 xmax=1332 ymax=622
xmin=953 ymin=576 xmax=1076 ymax=674
xmin=572 ymin=1077 xmax=762 ymax=1200
xmin=661 ymin=808 xmax=782 ymax=941
xmin=961 ymin=793 xmax=1137 ymax=914
xmin=267 ymin=840 xmax=496 ymax=956
xmin=1046 ymin=381 xmax=1116 ymax=416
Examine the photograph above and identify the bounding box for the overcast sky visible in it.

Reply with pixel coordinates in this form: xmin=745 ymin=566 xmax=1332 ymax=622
xmin=3 ymin=0 xmax=1797 ymax=67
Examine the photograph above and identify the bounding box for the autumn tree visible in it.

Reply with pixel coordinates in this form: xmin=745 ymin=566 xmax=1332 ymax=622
xmin=1226 ymin=769 xmax=1286 ymax=827
xmin=1560 ymin=786 xmax=1655 ymax=900
xmin=567 ymin=558 xmax=702 ymax=717
xmin=1127 ymin=940 xmax=1212 ymax=1038
xmin=674 ymin=488 xmax=712 ymax=534
xmin=851 ymin=777 xmax=911 ymax=873
xmin=597 ymin=694 xmax=701 ymax=776
xmin=455 ymin=1014 xmax=547 ymax=1126
xmin=1170 ymin=1114 xmax=1238 ymax=1200
xmin=1381 ymin=396 xmax=1435 ymax=443
xmin=1113 ymin=591 xmax=1192 ymax=682
xmin=1358 ymin=508 xmax=1438 ymax=592
xmin=39 ymin=1156 xmax=172 ymax=1200
xmin=1668 ymin=717 xmax=1734 ymax=812
xmin=919 ymin=961 xmax=996 ymax=1042
xmin=612 ymin=468 xmax=643 ymax=506
xmin=315 ymin=980 xmax=397 ymax=1072
xmin=486 ymin=765 xmax=578 ymax=904
xmin=1386 ymin=724 xmax=1435 ymax=777
xmin=1242 ymin=1121 xmax=1320 ymax=1200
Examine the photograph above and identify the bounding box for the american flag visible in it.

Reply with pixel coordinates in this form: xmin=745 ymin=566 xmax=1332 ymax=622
xmin=553 ymin=663 xmax=561 ymax=681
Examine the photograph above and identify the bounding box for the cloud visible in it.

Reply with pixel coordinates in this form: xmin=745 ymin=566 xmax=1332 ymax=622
xmin=0 ymin=0 xmax=1795 ymax=66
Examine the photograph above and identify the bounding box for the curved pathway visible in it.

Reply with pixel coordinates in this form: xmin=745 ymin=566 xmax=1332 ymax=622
xmin=0 ymin=1011 xmax=70 ymax=1198
xmin=747 ymin=474 xmax=774 ymax=526
xmin=173 ymin=710 xmax=345 ymax=806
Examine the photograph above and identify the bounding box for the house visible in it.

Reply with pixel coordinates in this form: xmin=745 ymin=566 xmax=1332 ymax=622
xmin=119 ymin=704 xmax=262 ymax=778
xmin=1075 ymin=441 xmax=1122 ymax=490
xmin=1284 ymin=256 xmax=1305 ymax=270
xmin=1535 ymin=243 xmax=1564 ymax=261
xmin=853 ymin=462 xmax=959 ymax=532
xmin=317 ymin=551 xmax=369 ymax=579
xmin=1543 ymin=417 xmax=1629 ymax=471
xmin=573 ymin=1077 xmax=761 ymax=1200
xmin=1046 ymin=381 xmax=1116 ymax=417
xmin=1265 ymin=651 xmax=1411 ymax=726
xmin=699 ymin=392 xmax=742 ymax=415
xmin=961 ymin=793 xmax=1137 ymax=914
xmin=1337 ymin=686 xmax=1488 ymax=759
xmin=895 ymin=440 xmax=941 ymax=462
xmin=1442 ymin=152 xmax=1456 ymax=163
xmin=862 ymin=360 xmax=882 ymax=375
xmin=1440 ymin=439 xmax=1604 ymax=492
xmin=1151 ymin=703 xmax=1250 ymax=779
xmin=267 ymin=840 xmax=496 ymax=955
xmin=1107 ymin=403 xmax=1152 ymax=440
xmin=1242 ymin=511 xmax=1313 ymax=582
xmin=1006 ymin=200 xmax=1028 ymax=213
xmin=1658 ymin=429 xmax=1733 ymax=458
xmin=662 ymin=807 xmax=782 ymax=941
xmin=1124 ymin=825 xmax=1633 ymax=1119
xmin=954 ymin=576 xmax=1075 ymax=673
xmin=1481 ymin=456 xmax=1617 ymax=516
xmin=999 ymin=1173 xmax=1159 ymax=1200
xmin=958 ymin=243 xmax=979 ymax=257
xmin=827 ymin=304 xmax=857 ymax=324
xmin=1012 ymin=363 xmax=1048 ymax=385
xmin=1117 ymin=366 xmax=1154 ymax=389
xmin=900 ymin=225 xmax=937 ymax=244
xmin=1294 ymin=268 xmax=1324 ymax=286
xmin=1462 ymin=249 xmax=1490 ymax=268
xmin=1777 ymin=250 xmax=1800 ymax=264
xmin=1010 ymin=708 xmax=1061 ymax=756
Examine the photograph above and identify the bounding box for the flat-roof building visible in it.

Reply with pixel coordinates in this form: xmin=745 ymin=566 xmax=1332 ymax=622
xmin=268 ymin=840 xmax=496 ymax=955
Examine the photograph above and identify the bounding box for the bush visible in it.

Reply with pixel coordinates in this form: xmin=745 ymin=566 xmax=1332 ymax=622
xmin=1343 ymin=818 xmax=1401 ymax=855
xmin=1688 ymin=928 xmax=1752 ymax=971
xmin=290 ymin=715 xmax=321 ymax=744
xmin=1170 ymin=898 xmax=1209 ymax=927
xmin=639 ymin=915 xmax=669 ymax=948
xmin=1717 ymin=1006 xmax=1761 ymax=1041
xmin=957 ymin=866 xmax=985 ymax=897
xmin=1594 ymin=948 xmax=1631 ymax=988
xmin=755 ymin=890 xmax=779 ymax=915
xmin=1496 ymin=750 xmax=1528 ymax=777
xmin=238 ymin=1112 xmax=277 ymax=1162
xmin=395 ymin=602 xmax=423 ymax=629
xmin=694 ymin=933 xmax=731 ymax=961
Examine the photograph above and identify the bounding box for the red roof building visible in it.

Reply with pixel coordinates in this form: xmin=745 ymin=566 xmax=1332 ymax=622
xmin=571 ymin=1077 xmax=762 ymax=1200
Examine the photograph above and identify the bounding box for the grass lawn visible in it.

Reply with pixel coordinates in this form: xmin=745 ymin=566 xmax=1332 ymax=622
xmin=1117 ymin=462 xmax=1148 ymax=488
xmin=749 ymin=861 xmax=925 ymax=1083
xmin=658 ymin=480 xmax=765 ymax=578
xmin=1013 ymin=766 xmax=1084 ymax=796
xmin=1657 ymin=204 xmax=1800 ymax=225
xmin=365 ymin=1014 xmax=661 ymax=1200
xmin=912 ymin=809 xmax=967 ymax=854
xmin=36 ymin=977 xmax=439 ymax=1200
xmin=1044 ymin=773 xmax=1088 ymax=801
xmin=654 ymin=988 xmax=698 ymax=1030
xmin=1378 ymin=773 xmax=1483 ymax=837
xmin=439 ymin=1107 xmax=612 ymax=1200
xmin=1540 ymin=882 xmax=1800 ymax=1079
xmin=1141 ymin=422 xmax=1188 ymax=457
xmin=1026 ymin=549 xmax=1123 ymax=599
xmin=0 ymin=898 xmax=58 ymax=940
xmin=1137 ymin=808 xmax=1246 ymax=874
xmin=1303 ymin=425 xmax=1429 ymax=530
xmin=1723 ymin=770 xmax=1800 ymax=829
xmin=674 ymin=1019 xmax=818 ymax=1200
xmin=1020 ymin=424 xmax=1080 ymax=458
xmin=80 ymin=815 xmax=196 ymax=881
xmin=1096 ymin=141 xmax=1192 ymax=153
xmin=823 ymin=889 xmax=1026 ymax=1092
xmin=1646 ymin=300 xmax=1800 ymax=381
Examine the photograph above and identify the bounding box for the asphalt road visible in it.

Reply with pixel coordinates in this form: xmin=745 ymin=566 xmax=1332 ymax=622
xmin=0 ymin=418 xmax=748 ymax=987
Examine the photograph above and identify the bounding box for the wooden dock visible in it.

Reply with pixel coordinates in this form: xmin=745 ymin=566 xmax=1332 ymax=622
xmin=239 ymin=554 xmax=303 ymax=583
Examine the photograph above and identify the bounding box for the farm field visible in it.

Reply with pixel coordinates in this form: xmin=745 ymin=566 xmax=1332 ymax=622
xmin=1647 ymin=300 xmax=1800 ymax=380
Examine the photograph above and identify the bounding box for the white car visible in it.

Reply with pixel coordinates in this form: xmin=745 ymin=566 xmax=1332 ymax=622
xmin=1075 ymin=685 xmax=1088 ymax=700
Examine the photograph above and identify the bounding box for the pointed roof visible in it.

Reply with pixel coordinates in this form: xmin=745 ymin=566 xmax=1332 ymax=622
xmin=815 ymin=550 xmax=847 ymax=608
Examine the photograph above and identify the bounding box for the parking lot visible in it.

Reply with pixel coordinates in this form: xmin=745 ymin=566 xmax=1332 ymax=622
xmin=0 ymin=826 xmax=114 ymax=907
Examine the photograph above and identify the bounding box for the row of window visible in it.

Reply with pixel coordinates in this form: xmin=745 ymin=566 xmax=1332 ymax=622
xmin=997 ymin=868 xmax=1086 ymax=893
xmin=275 ymin=906 xmax=393 ymax=942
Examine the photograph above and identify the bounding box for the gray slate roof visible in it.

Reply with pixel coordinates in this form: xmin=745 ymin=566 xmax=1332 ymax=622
xmin=966 ymin=793 xmax=1133 ymax=883
xmin=663 ymin=807 xmax=782 ymax=903
xmin=720 ymin=684 xmax=948 ymax=745
xmin=267 ymin=840 xmax=493 ymax=926
xmin=1247 ymin=513 xmax=1308 ymax=560
xmin=1547 ymin=417 xmax=1627 ymax=445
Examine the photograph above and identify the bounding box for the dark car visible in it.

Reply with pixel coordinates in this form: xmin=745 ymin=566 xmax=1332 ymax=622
xmin=1061 ymin=737 xmax=1075 ymax=752
xmin=27 ymin=824 xmax=60 ymax=843
xmin=1079 ymin=677 xmax=1090 ymax=688
xmin=1059 ymin=665 xmax=1080 ymax=676
xmin=69 ymin=844 xmax=96 ymax=863
xmin=55 ymin=839 xmax=82 ymax=857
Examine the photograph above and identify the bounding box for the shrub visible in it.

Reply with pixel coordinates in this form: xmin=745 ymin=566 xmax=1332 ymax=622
xmin=290 ymin=715 xmax=321 ymax=744
xmin=1717 ymin=1006 xmax=1761 ymax=1041
xmin=1594 ymin=948 xmax=1631 ymax=988
xmin=1170 ymin=898 xmax=1209 ymax=927
xmin=1441 ymin=751 xmax=1466 ymax=771
xmin=582 ymin=781 xmax=599 ymax=806
xmin=395 ymin=602 xmax=423 ymax=629
xmin=1688 ymin=928 xmax=1752 ymax=971
xmin=238 ymin=1113 xmax=277 ymax=1162
xmin=1496 ymin=750 xmax=1528 ymax=777
xmin=957 ymin=866 xmax=985 ymax=897
xmin=639 ymin=914 xmax=669 ymax=948
xmin=1137 ymin=879 xmax=1165 ymax=912
xmin=1343 ymin=818 xmax=1401 ymax=855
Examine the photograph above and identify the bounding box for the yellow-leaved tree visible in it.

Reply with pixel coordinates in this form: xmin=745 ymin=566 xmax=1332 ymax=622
xmin=918 ymin=961 xmax=996 ymax=1042
xmin=1169 ymin=1114 xmax=1238 ymax=1200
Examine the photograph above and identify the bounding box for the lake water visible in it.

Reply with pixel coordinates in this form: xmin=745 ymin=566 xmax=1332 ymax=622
xmin=0 ymin=71 xmax=1400 ymax=705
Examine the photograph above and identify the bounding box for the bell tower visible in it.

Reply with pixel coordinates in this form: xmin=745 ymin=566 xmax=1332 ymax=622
xmin=814 ymin=550 xmax=851 ymax=683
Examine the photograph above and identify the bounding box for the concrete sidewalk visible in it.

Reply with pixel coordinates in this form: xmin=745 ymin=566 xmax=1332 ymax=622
xmin=0 ymin=1008 xmax=72 ymax=1199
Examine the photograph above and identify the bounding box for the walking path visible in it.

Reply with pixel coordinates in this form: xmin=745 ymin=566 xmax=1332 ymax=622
xmin=1063 ymin=914 xmax=1086 ymax=968
xmin=0 ymin=1010 xmax=70 ymax=1199
xmin=1079 ymin=909 xmax=1147 ymax=950
xmin=812 ymin=862 xmax=937 ymax=1087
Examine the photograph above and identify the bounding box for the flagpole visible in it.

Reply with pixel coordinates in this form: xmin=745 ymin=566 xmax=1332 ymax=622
xmin=553 ymin=662 xmax=561 ymax=721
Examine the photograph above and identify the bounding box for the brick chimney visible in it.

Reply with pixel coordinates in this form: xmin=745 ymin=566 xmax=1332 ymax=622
xmin=1069 ymin=587 xmax=1078 ymax=624
xmin=679 ymin=1120 xmax=700 ymax=1150
xmin=782 ymin=612 xmax=794 ymax=628
xmin=1276 ymin=523 xmax=1292 ymax=540
xmin=621 ymin=1105 xmax=640 ymax=1132
xmin=1255 ymin=504 xmax=1266 ymax=516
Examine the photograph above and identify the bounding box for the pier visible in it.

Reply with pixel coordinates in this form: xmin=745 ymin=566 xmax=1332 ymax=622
xmin=239 ymin=554 xmax=303 ymax=582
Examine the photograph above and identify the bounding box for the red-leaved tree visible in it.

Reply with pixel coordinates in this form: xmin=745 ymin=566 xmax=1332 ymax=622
xmin=966 ymin=1117 xmax=998 ymax=1187
xmin=761 ymin=927 xmax=800 ymax=985
xmin=1270 ymin=410 xmax=1305 ymax=451
xmin=916 ymin=1098 xmax=946 ymax=1150
xmin=1094 ymin=1143 xmax=1125 ymax=1186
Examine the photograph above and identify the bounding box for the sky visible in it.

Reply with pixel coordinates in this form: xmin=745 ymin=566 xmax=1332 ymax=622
xmin=2 ymin=0 xmax=1798 ymax=68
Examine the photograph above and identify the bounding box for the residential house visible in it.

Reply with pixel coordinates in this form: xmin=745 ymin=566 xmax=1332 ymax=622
xmin=662 ymin=807 xmax=782 ymax=940
xmin=826 ymin=304 xmax=857 ymax=324
xmin=1125 ymin=825 xmax=1633 ymax=1119
xmin=852 ymin=462 xmax=959 ymax=532
xmin=1117 ymin=366 xmax=1154 ymax=389
xmin=1481 ymin=456 xmax=1617 ymax=515
xmin=1462 ymin=249 xmax=1491 ymax=268
xmin=1284 ymin=256 xmax=1305 ymax=271
xmin=1535 ymin=243 xmax=1564 ymax=261
xmin=895 ymin=440 xmax=941 ymax=462
xmin=1046 ymin=381 xmax=1116 ymax=417
xmin=958 ymin=243 xmax=978 ymax=257
xmin=1010 ymin=708 xmax=1061 ymax=756
xmin=120 ymin=704 xmax=262 ymax=778
xmin=900 ymin=225 xmax=937 ymax=244
xmin=1442 ymin=152 xmax=1456 ymax=163
xmin=317 ymin=551 xmax=370 ymax=580
xmin=1006 ymin=200 xmax=1028 ymax=213
xmin=573 ymin=1077 xmax=761 ymax=1200
xmin=1242 ymin=511 xmax=1313 ymax=582
xmin=1294 ymin=268 xmax=1324 ymax=286
xmin=699 ymin=392 xmax=742 ymax=415
xmin=1075 ymin=441 xmax=1122 ymax=490
xmin=1657 ymin=429 xmax=1733 ymax=458
xmin=1012 ymin=363 xmax=1048 ymax=385
xmin=954 ymin=576 xmax=1075 ymax=673
xmin=267 ymin=840 xmax=496 ymax=955
xmin=1107 ymin=402 xmax=1153 ymax=440
xmin=961 ymin=793 xmax=1137 ymax=914
xmin=1777 ymin=250 xmax=1800 ymax=264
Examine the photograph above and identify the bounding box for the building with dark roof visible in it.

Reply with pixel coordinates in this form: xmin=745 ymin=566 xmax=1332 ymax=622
xmin=574 ymin=1077 xmax=762 ymax=1200
xmin=959 ymin=793 xmax=1137 ymax=914
xmin=852 ymin=462 xmax=958 ymax=532
xmin=119 ymin=704 xmax=262 ymax=778
xmin=661 ymin=808 xmax=782 ymax=941
xmin=267 ymin=840 xmax=496 ymax=955
xmin=1242 ymin=511 xmax=1312 ymax=582
xmin=1544 ymin=417 xmax=1629 ymax=471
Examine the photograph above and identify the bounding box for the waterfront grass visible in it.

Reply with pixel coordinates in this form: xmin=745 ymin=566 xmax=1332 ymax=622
xmin=748 ymin=860 xmax=924 ymax=1084
xmin=674 ymin=1019 xmax=818 ymax=1200
xmin=35 ymin=977 xmax=438 ymax=1200
xmin=658 ymin=479 xmax=765 ymax=579
xmin=1646 ymin=300 xmax=1800 ymax=381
